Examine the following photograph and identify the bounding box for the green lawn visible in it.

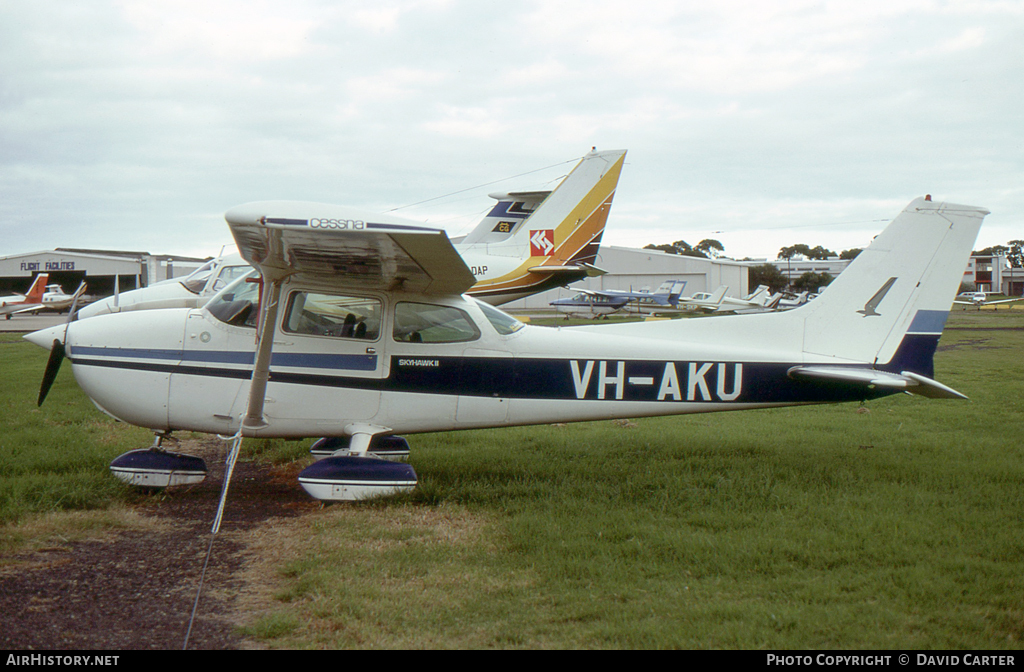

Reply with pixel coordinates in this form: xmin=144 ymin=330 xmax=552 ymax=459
xmin=2 ymin=311 xmax=1023 ymax=648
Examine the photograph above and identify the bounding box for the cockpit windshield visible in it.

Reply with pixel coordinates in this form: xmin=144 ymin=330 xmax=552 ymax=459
xmin=181 ymin=259 xmax=252 ymax=295
xmin=205 ymin=270 xmax=261 ymax=328
xmin=179 ymin=260 xmax=217 ymax=294
xmin=470 ymin=297 xmax=525 ymax=335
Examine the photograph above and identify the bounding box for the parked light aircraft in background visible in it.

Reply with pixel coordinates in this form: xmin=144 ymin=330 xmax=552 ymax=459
xmin=677 ymin=285 xmax=730 ymax=312
xmin=1 ymin=275 xmax=87 ymax=319
xmin=709 ymin=285 xmax=776 ymax=313
xmin=552 ymin=283 xmax=779 ymax=319
xmin=549 ymin=281 xmax=686 ymax=318
xmin=679 ymin=285 xmax=781 ymax=314
xmin=39 ymin=282 xmax=88 ymax=312
xmin=1 ymin=274 xmax=49 ymax=319
xmin=26 ymin=195 xmax=988 ymax=506
xmin=79 ymin=149 xmax=626 ymax=319
xmin=78 ymin=253 xmax=251 ymax=319
xmin=775 ymin=291 xmax=812 ymax=310
xmin=952 ymin=291 xmax=1023 ymax=309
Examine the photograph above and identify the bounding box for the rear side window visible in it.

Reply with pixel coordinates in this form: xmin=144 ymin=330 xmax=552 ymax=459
xmin=284 ymin=291 xmax=382 ymax=340
xmin=393 ymin=302 xmax=480 ymax=343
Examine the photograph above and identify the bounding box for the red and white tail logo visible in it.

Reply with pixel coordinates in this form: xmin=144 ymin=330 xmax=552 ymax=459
xmin=529 ymin=229 xmax=555 ymax=256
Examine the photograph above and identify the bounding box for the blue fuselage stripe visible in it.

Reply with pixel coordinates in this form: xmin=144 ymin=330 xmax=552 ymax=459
xmin=67 ymin=346 xmax=377 ymax=371
xmin=908 ymin=310 xmax=949 ymax=334
xmin=67 ymin=350 xmax=905 ymax=405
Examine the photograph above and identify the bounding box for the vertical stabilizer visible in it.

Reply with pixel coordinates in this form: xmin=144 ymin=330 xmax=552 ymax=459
xmin=797 ymin=198 xmax=988 ymax=374
xmin=460 ymin=149 xmax=626 ymax=263
xmin=24 ymin=274 xmax=49 ymax=303
xmin=462 ymin=149 xmax=627 ymax=304
xmin=706 ymin=285 xmax=728 ymax=307
xmin=669 ymin=281 xmax=686 ymax=302
xmin=458 ymin=191 xmax=551 ymax=246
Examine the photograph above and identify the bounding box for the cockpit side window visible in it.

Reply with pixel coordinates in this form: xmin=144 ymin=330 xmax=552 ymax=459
xmin=393 ymin=302 xmax=480 ymax=343
xmin=209 ymin=265 xmax=252 ymax=294
xmin=206 ymin=272 xmax=261 ymax=328
xmin=283 ymin=291 xmax=382 ymax=340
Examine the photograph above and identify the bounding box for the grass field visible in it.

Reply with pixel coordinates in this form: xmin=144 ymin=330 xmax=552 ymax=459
xmin=2 ymin=311 xmax=1023 ymax=648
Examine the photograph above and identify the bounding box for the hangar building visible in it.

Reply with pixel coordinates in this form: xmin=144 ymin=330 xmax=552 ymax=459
xmin=0 ymin=249 xmax=208 ymax=298
xmin=503 ymin=245 xmax=750 ymax=311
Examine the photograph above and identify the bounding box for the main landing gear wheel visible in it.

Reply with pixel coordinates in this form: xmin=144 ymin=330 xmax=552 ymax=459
xmin=109 ymin=434 xmax=208 ymax=488
xmin=298 ymin=456 xmax=417 ymax=501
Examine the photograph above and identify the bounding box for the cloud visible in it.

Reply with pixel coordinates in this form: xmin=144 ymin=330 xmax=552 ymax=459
xmin=1 ymin=0 xmax=1021 ymax=260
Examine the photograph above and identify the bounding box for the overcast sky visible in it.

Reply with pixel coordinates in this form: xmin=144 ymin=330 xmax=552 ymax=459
xmin=2 ymin=0 xmax=1021 ymax=263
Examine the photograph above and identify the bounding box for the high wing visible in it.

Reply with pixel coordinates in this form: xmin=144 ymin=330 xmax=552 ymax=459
xmin=225 ymin=202 xmax=476 ymax=296
xmin=224 ymin=201 xmax=476 ymax=434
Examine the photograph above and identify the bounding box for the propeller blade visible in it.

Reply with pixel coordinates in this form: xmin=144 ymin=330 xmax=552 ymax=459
xmin=37 ymin=282 xmax=83 ymax=407
xmin=38 ymin=339 xmax=65 ymax=406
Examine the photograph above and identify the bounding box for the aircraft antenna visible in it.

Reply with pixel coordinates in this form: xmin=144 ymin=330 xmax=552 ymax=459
xmin=387 ymin=157 xmax=579 ymax=212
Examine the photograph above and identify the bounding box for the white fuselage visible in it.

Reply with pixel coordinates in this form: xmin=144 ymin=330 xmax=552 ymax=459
xmin=25 ymin=197 xmax=989 ymax=446
xmin=44 ymin=278 xmax=878 ymax=440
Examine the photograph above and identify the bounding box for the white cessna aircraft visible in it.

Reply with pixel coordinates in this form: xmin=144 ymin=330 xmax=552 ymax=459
xmin=77 ymin=252 xmax=251 ymax=319
xmin=696 ymin=285 xmax=777 ymax=313
xmin=79 ymin=149 xmax=626 ymax=319
xmin=549 ymin=280 xmax=687 ymax=318
xmin=26 ymin=196 xmax=987 ymax=503
xmin=952 ymin=291 xmax=1023 ymax=309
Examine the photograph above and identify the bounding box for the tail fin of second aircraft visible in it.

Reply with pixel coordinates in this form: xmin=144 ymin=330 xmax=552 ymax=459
xmin=460 ymin=149 xmax=626 ymax=264
xmin=458 ymin=191 xmax=552 ymax=247
xmin=24 ymin=274 xmax=49 ymax=303
xmin=461 ymin=149 xmax=626 ymax=304
xmin=651 ymin=280 xmax=677 ymax=296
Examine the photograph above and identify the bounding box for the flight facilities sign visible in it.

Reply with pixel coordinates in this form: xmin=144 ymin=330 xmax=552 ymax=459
xmin=21 ymin=260 xmax=76 ymax=271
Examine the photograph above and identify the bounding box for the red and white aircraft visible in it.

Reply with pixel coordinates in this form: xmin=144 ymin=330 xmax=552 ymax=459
xmin=1 ymin=274 xmax=50 ymax=319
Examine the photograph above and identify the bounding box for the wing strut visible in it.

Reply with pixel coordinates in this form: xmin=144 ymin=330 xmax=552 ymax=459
xmin=184 ymin=270 xmax=286 ymax=649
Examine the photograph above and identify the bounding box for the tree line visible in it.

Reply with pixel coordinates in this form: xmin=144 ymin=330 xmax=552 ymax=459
xmin=644 ymin=236 xmax=1024 ymax=296
xmin=643 ymin=238 xmax=859 ymax=294
xmin=974 ymin=241 xmax=1024 ymax=268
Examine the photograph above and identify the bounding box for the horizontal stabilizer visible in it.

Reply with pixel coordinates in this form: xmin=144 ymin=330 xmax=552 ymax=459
xmin=899 ymin=371 xmax=970 ymax=400
xmin=526 ymin=263 xmax=607 ymax=277
xmin=787 ymin=366 xmax=968 ymax=400
xmin=488 ymin=190 xmax=552 ymax=204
